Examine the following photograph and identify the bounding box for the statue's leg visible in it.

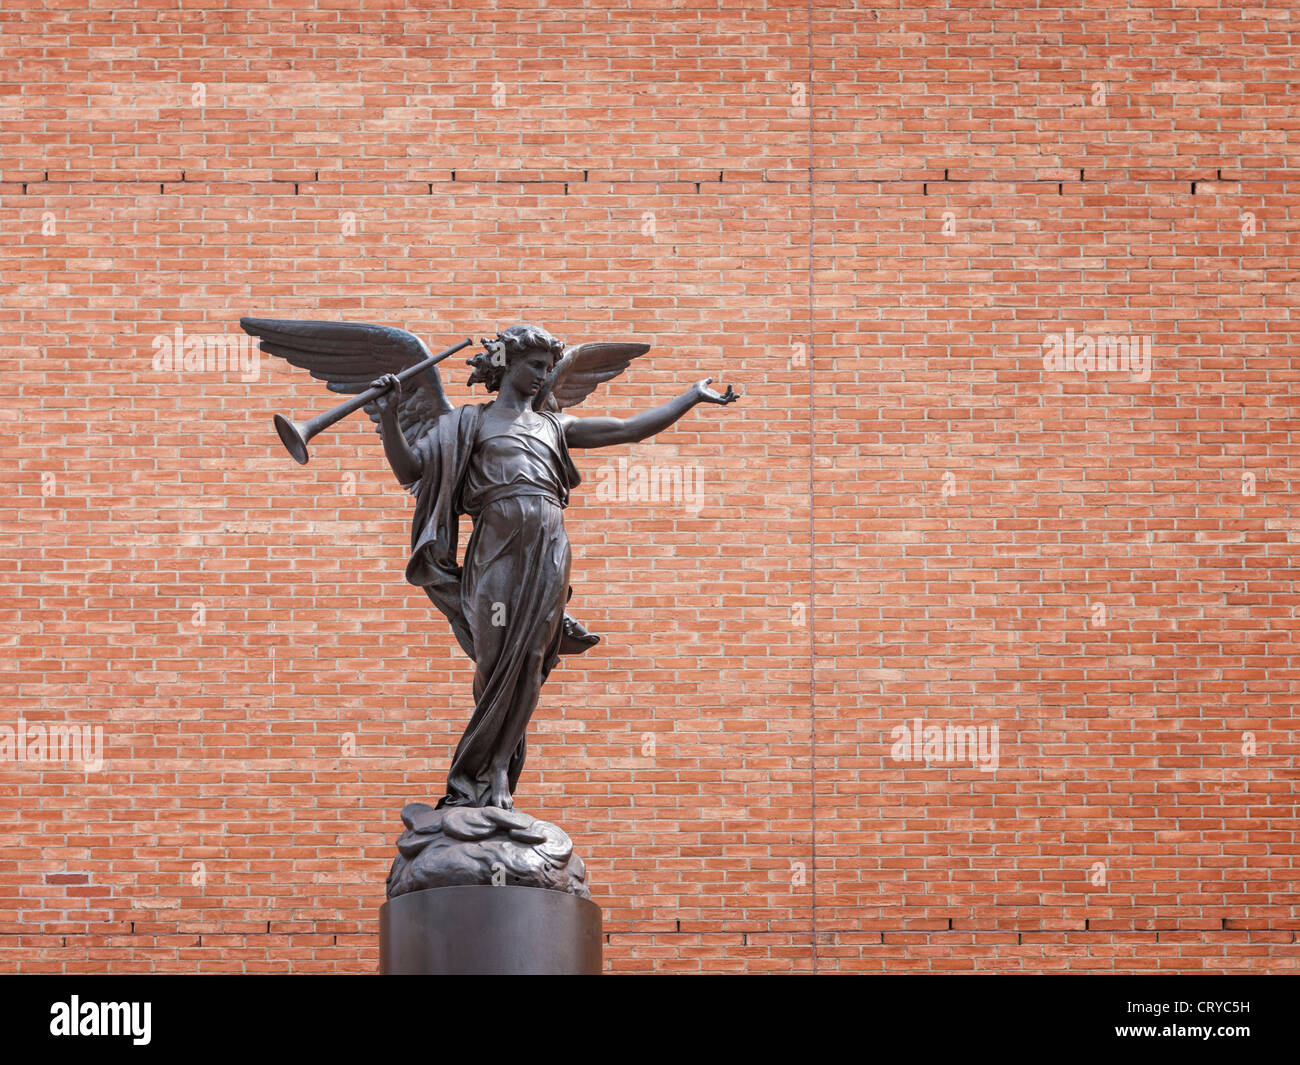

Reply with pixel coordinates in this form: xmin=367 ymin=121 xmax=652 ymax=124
xmin=487 ymin=504 xmax=570 ymax=805
xmin=440 ymin=512 xmax=513 ymax=808
xmin=504 ymin=599 xmax=566 ymax=796
xmin=506 ymin=735 xmax=526 ymax=793
xmin=442 ymin=605 xmax=509 ymax=808
xmin=444 ymin=498 xmax=569 ymax=809
xmin=486 ymin=640 xmax=553 ymax=807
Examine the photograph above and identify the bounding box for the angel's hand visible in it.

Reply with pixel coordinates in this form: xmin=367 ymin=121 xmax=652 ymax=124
xmin=369 ymin=374 xmax=402 ymax=418
xmin=693 ymin=377 xmax=740 ymax=406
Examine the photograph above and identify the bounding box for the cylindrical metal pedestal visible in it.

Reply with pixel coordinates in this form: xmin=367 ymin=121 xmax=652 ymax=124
xmin=379 ymin=885 xmax=603 ymax=974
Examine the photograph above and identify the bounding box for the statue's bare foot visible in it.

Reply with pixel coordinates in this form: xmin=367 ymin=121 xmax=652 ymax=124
xmin=489 ymin=768 xmax=513 ymax=810
xmin=559 ymin=613 xmax=600 ymax=655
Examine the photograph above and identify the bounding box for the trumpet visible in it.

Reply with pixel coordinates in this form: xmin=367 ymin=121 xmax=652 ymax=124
xmin=272 ymin=337 xmax=473 ymax=464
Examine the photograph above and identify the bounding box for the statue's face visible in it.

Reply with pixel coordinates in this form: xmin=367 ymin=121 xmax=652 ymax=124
xmin=504 ymin=346 xmax=553 ymax=396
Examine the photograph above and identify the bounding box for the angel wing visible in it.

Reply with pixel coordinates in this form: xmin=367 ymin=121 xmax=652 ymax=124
xmin=240 ymin=317 xmax=454 ymax=456
xmin=532 ymin=341 xmax=651 ymax=412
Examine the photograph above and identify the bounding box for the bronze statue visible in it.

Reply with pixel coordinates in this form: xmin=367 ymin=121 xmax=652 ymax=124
xmin=241 ymin=317 xmax=739 ymax=899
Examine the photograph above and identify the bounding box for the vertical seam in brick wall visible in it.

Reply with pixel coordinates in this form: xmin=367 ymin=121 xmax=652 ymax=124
xmin=807 ymin=0 xmax=819 ymax=974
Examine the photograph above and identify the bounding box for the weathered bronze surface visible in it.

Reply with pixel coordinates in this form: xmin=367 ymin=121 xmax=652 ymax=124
xmin=240 ymin=317 xmax=739 ymax=898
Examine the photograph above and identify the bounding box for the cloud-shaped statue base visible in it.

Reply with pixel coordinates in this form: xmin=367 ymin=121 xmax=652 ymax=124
xmin=385 ymin=802 xmax=591 ymax=901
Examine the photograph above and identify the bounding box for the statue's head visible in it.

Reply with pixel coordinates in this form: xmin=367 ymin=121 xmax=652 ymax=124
xmin=467 ymin=323 xmax=565 ymax=394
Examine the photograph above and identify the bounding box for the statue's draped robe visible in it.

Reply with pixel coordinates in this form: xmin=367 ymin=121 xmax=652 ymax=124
xmin=405 ymin=403 xmax=581 ymax=807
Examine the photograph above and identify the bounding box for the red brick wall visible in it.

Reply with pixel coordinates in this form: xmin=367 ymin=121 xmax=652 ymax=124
xmin=1 ymin=1 xmax=1296 ymax=973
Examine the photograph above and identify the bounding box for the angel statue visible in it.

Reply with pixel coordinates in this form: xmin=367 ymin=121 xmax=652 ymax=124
xmin=241 ymin=318 xmax=739 ymax=827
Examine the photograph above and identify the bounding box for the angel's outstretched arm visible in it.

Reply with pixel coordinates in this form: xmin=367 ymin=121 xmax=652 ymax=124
xmin=371 ymin=374 xmax=424 ymax=484
xmin=562 ymin=378 xmax=738 ymax=449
